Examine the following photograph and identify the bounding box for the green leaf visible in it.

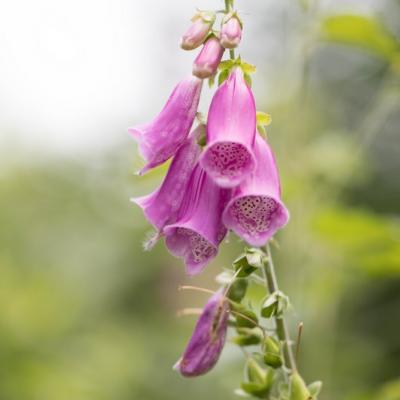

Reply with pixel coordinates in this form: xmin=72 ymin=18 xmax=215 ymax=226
xmin=256 ymin=111 xmax=272 ymax=126
xmin=321 ymin=15 xmax=399 ymax=61
xmin=261 ymin=290 xmax=290 ymax=318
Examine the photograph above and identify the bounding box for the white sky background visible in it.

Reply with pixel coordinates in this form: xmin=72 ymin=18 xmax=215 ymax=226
xmin=0 ymin=0 xmax=381 ymax=161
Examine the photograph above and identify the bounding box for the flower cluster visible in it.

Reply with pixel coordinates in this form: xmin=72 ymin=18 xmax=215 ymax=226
xmin=129 ymin=3 xmax=320 ymax=398
xmin=129 ymin=16 xmax=289 ymax=276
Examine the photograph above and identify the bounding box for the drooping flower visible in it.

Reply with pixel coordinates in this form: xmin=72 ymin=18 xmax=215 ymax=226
xmin=163 ymin=164 xmax=231 ymax=275
xmin=200 ymin=67 xmax=257 ymax=188
xmin=223 ymin=134 xmax=289 ymax=246
xmin=181 ymin=11 xmax=215 ymax=51
xmin=131 ymin=125 xmax=203 ymax=232
xmin=129 ymin=77 xmax=202 ymax=174
xmin=192 ymin=34 xmax=225 ymax=79
xmin=220 ymin=14 xmax=242 ymax=49
xmin=175 ymin=290 xmax=230 ymax=377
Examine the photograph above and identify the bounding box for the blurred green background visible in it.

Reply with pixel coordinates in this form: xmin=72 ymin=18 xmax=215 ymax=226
xmin=0 ymin=0 xmax=399 ymax=399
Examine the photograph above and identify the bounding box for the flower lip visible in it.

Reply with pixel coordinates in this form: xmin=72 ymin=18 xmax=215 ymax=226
xmin=163 ymin=164 xmax=230 ymax=275
xmin=223 ymin=193 xmax=289 ymax=247
xmin=163 ymin=226 xmax=218 ymax=276
xmin=221 ymin=133 xmax=289 ymax=246
xmin=130 ymin=127 xmax=203 ymax=231
xmin=199 ymin=140 xmax=257 ymax=188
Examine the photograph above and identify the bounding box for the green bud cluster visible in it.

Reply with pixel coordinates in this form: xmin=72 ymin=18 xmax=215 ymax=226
xmin=221 ymin=247 xmax=321 ymax=400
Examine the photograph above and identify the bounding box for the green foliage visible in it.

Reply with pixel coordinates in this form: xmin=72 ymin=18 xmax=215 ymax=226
xmin=321 ymin=15 xmax=400 ymax=61
xmin=314 ymin=208 xmax=400 ymax=275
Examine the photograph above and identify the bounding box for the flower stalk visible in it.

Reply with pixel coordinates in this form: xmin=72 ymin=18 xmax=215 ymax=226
xmin=129 ymin=0 xmax=321 ymax=397
xmin=262 ymin=243 xmax=297 ymax=373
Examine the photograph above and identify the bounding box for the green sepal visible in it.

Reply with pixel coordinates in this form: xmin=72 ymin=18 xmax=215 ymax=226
xmin=218 ymin=59 xmax=235 ymax=71
xmin=261 ymin=290 xmax=290 ymax=318
xmin=233 ymin=247 xmax=266 ymax=277
xmin=290 ymin=373 xmax=311 ymax=400
xmin=231 ymin=327 xmax=263 ymax=346
xmin=256 ymin=111 xmax=272 ymax=126
xmin=257 ymin=124 xmax=267 ymax=138
xmin=227 ymin=278 xmax=248 ymax=303
xmin=218 ymin=68 xmax=230 ymax=86
xmin=244 ymin=72 xmax=252 ymax=87
xmin=191 ymin=10 xmax=216 ymax=25
xmin=208 ymin=74 xmax=216 ymax=88
xmin=241 ymin=62 xmax=256 ymax=74
xmin=308 ymin=381 xmax=323 ymax=398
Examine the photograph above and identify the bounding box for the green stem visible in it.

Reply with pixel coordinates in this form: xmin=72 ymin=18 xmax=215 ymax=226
xmin=263 ymin=243 xmax=297 ymax=372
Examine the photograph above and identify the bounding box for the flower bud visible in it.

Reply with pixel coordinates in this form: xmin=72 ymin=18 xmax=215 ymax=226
xmin=263 ymin=336 xmax=283 ymax=368
xmin=175 ymin=290 xmax=229 ymax=377
xmin=192 ymin=35 xmax=225 ymax=79
xmin=290 ymin=373 xmax=311 ymax=400
xmin=220 ymin=14 xmax=242 ymax=49
xmin=181 ymin=12 xmax=215 ymax=51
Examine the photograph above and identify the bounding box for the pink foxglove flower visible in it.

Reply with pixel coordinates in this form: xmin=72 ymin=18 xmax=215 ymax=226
xmin=200 ymin=67 xmax=257 ymax=188
xmin=220 ymin=14 xmax=242 ymax=49
xmin=181 ymin=12 xmax=215 ymax=51
xmin=223 ymin=134 xmax=289 ymax=246
xmin=129 ymin=77 xmax=202 ymax=174
xmin=131 ymin=126 xmax=203 ymax=231
xmin=192 ymin=35 xmax=225 ymax=79
xmin=164 ymin=164 xmax=231 ymax=275
xmin=174 ymin=290 xmax=229 ymax=377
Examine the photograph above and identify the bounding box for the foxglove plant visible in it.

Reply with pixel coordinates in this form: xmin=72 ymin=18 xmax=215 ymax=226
xmin=129 ymin=0 xmax=322 ymax=398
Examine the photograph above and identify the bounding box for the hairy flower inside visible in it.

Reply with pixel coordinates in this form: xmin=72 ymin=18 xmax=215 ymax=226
xmin=201 ymin=141 xmax=255 ymax=187
xmin=230 ymin=195 xmax=278 ymax=235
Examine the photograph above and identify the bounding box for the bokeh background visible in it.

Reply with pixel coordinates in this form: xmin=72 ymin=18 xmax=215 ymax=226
xmin=0 ymin=0 xmax=399 ymax=399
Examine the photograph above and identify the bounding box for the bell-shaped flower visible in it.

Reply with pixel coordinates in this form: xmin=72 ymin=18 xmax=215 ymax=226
xmin=220 ymin=14 xmax=242 ymax=49
xmin=181 ymin=11 xmax=215 ymax=51
xmin=192 ymin=34 xmax=225 ymax=79
xmin=175 ymin=290 xmax=230 ymax=377
xmin=200 ymin=67 xmax=256 ymax=188
xmin=223 ymin=134 xmax=289 ymax=246
xmin=129 ymin=76 xmax=202 ymax=174
xmin=131 ymin=126 xmax=204 ymax=232
xmin=164 ymin=164 xmax=231 ymax=275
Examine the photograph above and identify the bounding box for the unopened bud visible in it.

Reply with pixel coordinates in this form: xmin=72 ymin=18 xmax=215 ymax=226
xmin=181 ymin=12 xmax=215 ymax=51
xmin=192 ymin=35 xmax=225 ymax=79
xmin=220 ymin=14 xmax=242 ymax=49
xmin=263 ymin=336 xmax=283 ymax=368
xmin=290 ymin=373 xmax=311 ymax=400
